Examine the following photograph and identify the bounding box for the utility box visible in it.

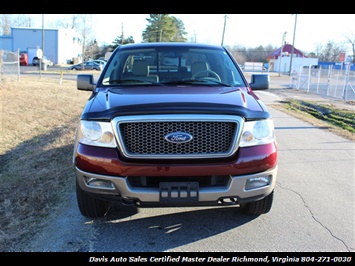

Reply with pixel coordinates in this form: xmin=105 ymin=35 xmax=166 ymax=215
xmin=41 ymin=63 xmax=47 ymax=71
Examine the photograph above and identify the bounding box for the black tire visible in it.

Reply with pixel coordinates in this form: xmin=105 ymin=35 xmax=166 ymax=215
xmin=76 ymin=179 xmax=110 ymax=218
xmin=240 ymin=190 xmax=274 ymax=216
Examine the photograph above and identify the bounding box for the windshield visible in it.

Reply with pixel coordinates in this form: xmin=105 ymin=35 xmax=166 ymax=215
xmin=100 ymin=45 xmax=245 ymax=87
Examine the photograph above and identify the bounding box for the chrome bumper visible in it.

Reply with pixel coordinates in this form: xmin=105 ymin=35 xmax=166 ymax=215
xmin=75 ymin=166 xmax=277 ymax=204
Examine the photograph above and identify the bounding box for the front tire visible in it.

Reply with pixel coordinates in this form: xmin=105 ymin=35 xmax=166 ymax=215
xmin=76 ymin=179 xmax=110 ymax=218
xmin=240 ymin=190 xmax=274 ymax=216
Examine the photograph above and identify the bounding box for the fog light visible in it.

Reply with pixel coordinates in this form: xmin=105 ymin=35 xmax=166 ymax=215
xmin=245 ymin=176 xmax=271 ymax=190
xmin=85 ymin=177 xmax=115 ymax=189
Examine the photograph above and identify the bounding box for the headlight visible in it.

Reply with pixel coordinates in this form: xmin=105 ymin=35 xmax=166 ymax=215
xmin=77 ymin=120 xmax=116 ymax=148
xmin=239 ymin=119 xmax=275 ymax=147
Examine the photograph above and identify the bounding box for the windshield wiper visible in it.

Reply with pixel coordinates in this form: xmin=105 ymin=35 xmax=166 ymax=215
xmin=162 ymin=79 xmax=232 ymax=87
xmin=108 ymin=79 xmax=165 ymax=86
xmin=109 ymin=79 xmax=146 ymax=84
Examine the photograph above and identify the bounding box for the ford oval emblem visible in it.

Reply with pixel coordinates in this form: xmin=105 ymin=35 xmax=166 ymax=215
xmin=165 ymin=132 xmax=193 ymax=143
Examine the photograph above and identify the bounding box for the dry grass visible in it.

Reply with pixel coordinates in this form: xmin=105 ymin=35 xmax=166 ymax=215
xmin=0 ymin=76 xmax=91 ymax=251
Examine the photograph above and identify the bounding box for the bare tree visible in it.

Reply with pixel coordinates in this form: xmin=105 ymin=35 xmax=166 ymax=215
xmin=85 ymin=39 xmax=101 ymax=60
xmin=1 ymin=14 xmax=35 ymax=35
xmin=225 ymin=45 xmax=247 ymax=65
xmin=0 ymin=14 xmax=11 ymax=35
xmin=76 ymin=15 xmax=94 ymax=63
xmin=317 ymin=41 xmax=347 ymax=62
xmin=11 ymin=15 xmax=34 ymax=27
xmin=345 ymin=34 xmax=355 ymax=63
xmin=49 ymin=14 xmax=94 ymax=63
xmin=49 ymin=15 xmax=80 ymax=30
xmin=314 ymin=43 xmax=323 ymax=58
xmin=226 ymin=44 xmax=278 ymax=66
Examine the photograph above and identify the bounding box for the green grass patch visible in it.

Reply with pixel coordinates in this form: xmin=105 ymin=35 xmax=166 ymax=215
xmin=282 ymin=99 xmax=355 ymax=134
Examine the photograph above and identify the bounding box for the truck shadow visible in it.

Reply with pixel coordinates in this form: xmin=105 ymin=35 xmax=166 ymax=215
xmin=86 ymin=204 xmax=260 ymax=252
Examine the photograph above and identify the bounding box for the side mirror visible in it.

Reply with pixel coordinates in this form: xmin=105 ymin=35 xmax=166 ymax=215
xmin=249 ymin=74 xmax=269 ymax=90
xmin=77 ymin=74 xmax=96 ymax=91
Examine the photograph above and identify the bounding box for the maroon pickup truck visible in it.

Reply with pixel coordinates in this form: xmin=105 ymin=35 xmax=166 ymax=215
xmin=73 ymin=42 xmax=277 ymax=218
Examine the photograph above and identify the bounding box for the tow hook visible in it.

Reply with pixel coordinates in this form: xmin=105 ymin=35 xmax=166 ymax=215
xmin=121 ymin=198 xmax=136 ymax=206
xmin=218 ymin=197 xmax=237 ymax=205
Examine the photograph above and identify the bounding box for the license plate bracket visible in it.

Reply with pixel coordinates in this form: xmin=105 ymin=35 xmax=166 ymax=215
xmin=159 ymin=182 xmax=199 ymax=203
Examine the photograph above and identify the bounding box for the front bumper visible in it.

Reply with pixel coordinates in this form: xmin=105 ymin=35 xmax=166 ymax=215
xmin=74 ymin=142 xmax=277 ymax=206
xmin=75 ymin=165 xmax=277 ymax=206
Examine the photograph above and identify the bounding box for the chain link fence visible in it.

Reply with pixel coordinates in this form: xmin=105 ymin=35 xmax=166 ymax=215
xmin=290 ymin=64 xmax=355 ymax=102
xmin=0 ymin=49 xmax=20 ymax=83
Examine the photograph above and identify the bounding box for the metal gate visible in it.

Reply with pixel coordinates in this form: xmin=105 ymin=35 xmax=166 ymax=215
xmin=290 ymin=64 xmax=355 ymax=102
xmin=0 ymin=49 xmax=20 ymax=83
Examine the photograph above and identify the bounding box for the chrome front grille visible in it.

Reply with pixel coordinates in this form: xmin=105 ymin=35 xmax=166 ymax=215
xmin=112 ymin=115 xmax=243 ymax=159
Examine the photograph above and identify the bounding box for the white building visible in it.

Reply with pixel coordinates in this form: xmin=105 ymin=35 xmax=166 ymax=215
xmin=0 ymin=27 xmax=82 ymax=65
xmin=267 ymin=43 xmax=318 ymax=73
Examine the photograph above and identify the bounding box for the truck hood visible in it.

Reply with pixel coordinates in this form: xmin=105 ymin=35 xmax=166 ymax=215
xmin=82 ymin=86 xmax=270 ymax=121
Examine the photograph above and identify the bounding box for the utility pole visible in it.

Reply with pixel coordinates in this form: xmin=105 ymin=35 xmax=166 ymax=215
xmin=193 ymin=30 xmax=199 ymax=43
xmin=121 ymin=23 xmax=124 ymax=44
xmin=221 ymin=15 xmax=228 ymax=45
xmin=42 ymin=14 xmax=44 ymax=59
xmin=278 ymin=32 xmax=287 ymax=77
xmin=40 ymin=14 xmax=44 ymax=77
xmin=289 ymin=14 xmax=298 ymax=76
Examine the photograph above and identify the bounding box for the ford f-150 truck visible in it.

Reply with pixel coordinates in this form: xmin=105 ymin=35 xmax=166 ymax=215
xmin=73 ymin=42 xmax=278 ymax=218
